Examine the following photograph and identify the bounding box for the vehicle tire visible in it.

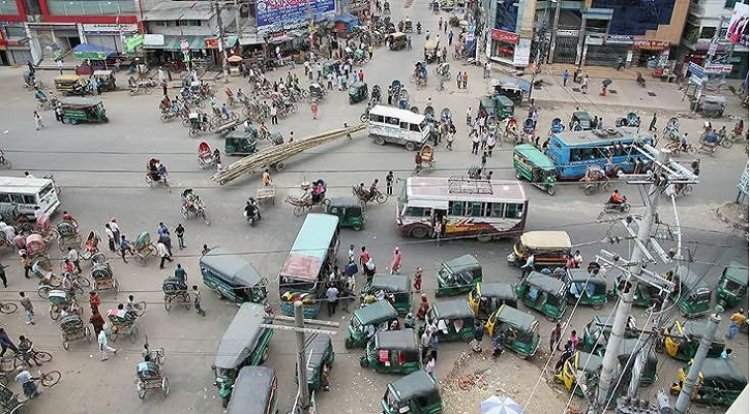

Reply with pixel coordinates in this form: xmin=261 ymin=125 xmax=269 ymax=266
xmin=180 ymin=206 xmax=188 ymax=220
xmin=476 ymin=231 xmax=493 ymax=243
xmin=160 ymin=114 xmax=170 ymax=123
xmin=273 ymin=162 xmax=285 ymax=171
xmin=62 ymin=332 xmax=69 ymax=350
xmin=49 ymin=305 xmax=60 ymax=321
xmin=344 ymin=338 xmax=354 ymax=349
xmin=681 ymin=185 xmax=693 ymax=196
xmin=360 ymin=113 xmax=368 ymax=123
xmin=374 ymin=136 xmax=386 ymax=146
xmin=0 ymin=159 xmax=11 ymax=169
xmin=583 ymin=184 xmax=597 ymax=196
xmin=376 ymin=193 xmax=388 ymax=204
xmin=515 ymin=171 xmax=522 ymax=180
xmin=136 ymin=301 xmax=147 ymax=316
xmin=41 ymin=370 xmax=61 ymax=387
xmin=84 ymin=326 xmax=92 ymax=343
xmin=0 ymin=302 xmax=18 ymax=314
xmin=70 ymin=119 xmax=79 ymax=125
xmin=353 ymin=224 xmax=362 ymax=231
xmin=129 ymin=326 xmax=140 ymax=343
xmin=261 ymin=347 xmax=269 ymax=363
xmin=546 ymin=186 xmax=556 ymax=196
xmin=359 ymin=356 xmax=368 ymax=368
xmin=128 ymin=89 xmax=137 ymax=96
xmin=721 ymin=139 xmax=733 ymax=149
xmin=222 ymin=396 xmax=230 ymax=408
xmin=188 ymin=128 xmax=198 ymax=138
xmin=34 ymin=351 xmax=53 ymax=363
xmin=687 ymin=146 xmax=697 ymax=155
xmin=621 ymin=203 xmax=631 ymax=213
xmin=78 ymin=276 xmax=91 ymax=288
xmin=162 ymin=377 xmax=170 ymax=398
xmin=164 ymin=295 xmax=172 ymax=312
xmin=137 ymin=383 xmax=146 ymax=400
xmin=37 ymin=285 xmax=51 ymax=299
xmin=405 ymin=142 xmax=417 ymax=151
xmin=410 ymin=226 xmax=430 ymax=238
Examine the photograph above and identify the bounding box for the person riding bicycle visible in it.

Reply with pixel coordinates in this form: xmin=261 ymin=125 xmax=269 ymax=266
xmin=608 ymin=189 xmax=625 ymax=205
xmin=369 ymin=179 xmax=380 ymax=199
xmin=125 ymin=295 xmax=140 ymax=319
xmin=181 ymin=188 xmax=198 ymax=211
xmin=62 ymin=272 xmax=79 ymax=293
xmin=244 ymin=199 xmax=260 ymax=221
xmin=17 ymin=335 xmax=38 ymax=367
xmin=15 ymin=366 xmax=40 ymax=399
xmin=703 ymin=130 xmax=718 ymax=146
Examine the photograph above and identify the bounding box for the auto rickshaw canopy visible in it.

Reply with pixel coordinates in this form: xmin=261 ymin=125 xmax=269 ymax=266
xmin=430 ymin=298 xmax=474 ymax=320
xmin=374 ymin=329 xmax=418 ymax=351
xmin=493 ymin=304 xmax=538 ymax=333
xmin=722 ymin=261 xmax=749 ymax=286
xmin=214 ymin=303 xmax=271 ymax=369
xmin=226 ymin=366 xmax=276 ymax=414
xmin=519 ymin=231 xmax=572 ymax=251
xmin=696 ymin=358 xmax=747 ymax=388
xmin=388 ymin=370 xmax=440 ymax=402
xmin=478 ymin=282 xmax=516 ymax=302
xmin=514 ymin=144 xmax=556 ymax=171
xmin=355 ymin=300 xmax=398 ymax=326
xmin=367 ymin=275 xmax=410 ymax=294
xmin=200 ymin=248 xmax=264 ymax=288
xmin=525 ymin=272 xmax=567 ymax=295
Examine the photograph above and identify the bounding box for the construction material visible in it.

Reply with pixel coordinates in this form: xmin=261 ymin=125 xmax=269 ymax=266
xmin=212 ymin=123 xmax=365 ymax=185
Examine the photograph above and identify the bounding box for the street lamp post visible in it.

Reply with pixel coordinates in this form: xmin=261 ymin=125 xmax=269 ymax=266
xmin=528 ymin=2 xmax=554 ymax=102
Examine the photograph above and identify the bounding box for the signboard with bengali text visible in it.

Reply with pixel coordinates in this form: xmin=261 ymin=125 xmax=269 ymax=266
xmin=256 ymin=0 xmax=336 ymax=28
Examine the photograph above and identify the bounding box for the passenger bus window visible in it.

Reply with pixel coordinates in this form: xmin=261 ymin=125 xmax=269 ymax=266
xmin=405 ymin=207 xmax=429 ymax=217
xmin=449 ymin=201 xmax=464 ymax=216
xmin=488 ymin=203 xmax=503 ymax=217
xmin=467 ymin=202 xmax=483 ymax=217
xmin=400 ymin=122 xmax=409 ymax=130
xmin=11 ymin=194 xmax=24 ymax=204
xmin=387 ymin=117 xmax=399 ymax=126
xmin=23 ymin=195 xmax=35 ymax=204
xmin=0 ymin=194 xmax=10 ymax=203
xmin=504 ymin=203 xmax=523 ymax=219
xmin=410 ymin=123 xmax=420 ymax=132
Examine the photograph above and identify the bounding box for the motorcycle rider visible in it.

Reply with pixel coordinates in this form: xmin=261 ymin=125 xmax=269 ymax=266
xmin=636 ymin=72 xmax=645 ymax=87
xmin=608 ymin=189 xmax=625 ymax=205
xmin=244 ymin=198 xmax=261 ymax=222
xmin=416 ymin=21 xmax=422 ymax=33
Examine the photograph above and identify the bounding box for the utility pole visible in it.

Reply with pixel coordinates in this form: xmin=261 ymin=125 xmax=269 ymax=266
xmin=213 ymin=0 xmax=230 ymax=83
xmin=695 ymin=15 xmax=726 ymax=109
xmin=527 ymin=5 xmax=551 ymax=102
xmin=548 ymin=0 xmax=561 ymax=64
xmin=259 ymin=301 xmax=338 ymax=414
xmin=675 ymin=309 xmax=723 ymax=414
xmin=234 ymin=0 xmax=242 ymax=42
xmin=594 ymin=147 xmax=699 ymax=411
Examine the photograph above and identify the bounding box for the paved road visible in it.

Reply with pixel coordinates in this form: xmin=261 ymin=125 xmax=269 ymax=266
xmin=0 ymin=3 xmax=747 ymax=414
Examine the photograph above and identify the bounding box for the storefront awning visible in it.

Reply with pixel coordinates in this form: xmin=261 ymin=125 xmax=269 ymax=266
xmin=145 ymin=35 xmax=209 ymax=51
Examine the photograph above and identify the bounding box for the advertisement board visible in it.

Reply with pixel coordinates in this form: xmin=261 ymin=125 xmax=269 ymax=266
xmin=726 ymin=2 xmax=749 ymax=47
xmin=256 ymin=0 xmax=336 ymax=28
xmin=512 ymin=39 xmax=531 ymax=67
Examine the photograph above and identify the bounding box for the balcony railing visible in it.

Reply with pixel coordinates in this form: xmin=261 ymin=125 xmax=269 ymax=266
xmin=47 ymin=0 xmax=136 ymax=16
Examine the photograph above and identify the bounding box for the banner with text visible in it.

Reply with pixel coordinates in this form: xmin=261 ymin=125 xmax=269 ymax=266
xmin=256 ymin=0 xmax=336 ymax=28
xmin=726 ymin=2 xmax=749 ymax=47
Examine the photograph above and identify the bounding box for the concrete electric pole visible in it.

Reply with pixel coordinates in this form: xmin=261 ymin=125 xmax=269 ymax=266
xmin=675 ymin=310 xmax=723 ymax=414
xmin=593 ymin=146 xmax=699 ymax=412
xmin=213 ymin=0 xmax=230 ymax=83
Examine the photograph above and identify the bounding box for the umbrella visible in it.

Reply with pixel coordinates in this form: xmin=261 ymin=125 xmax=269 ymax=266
xmin=480 ymin=395 xmax=524 ymax=414
xmin=602 ymin=78 xmax=613 ymax=87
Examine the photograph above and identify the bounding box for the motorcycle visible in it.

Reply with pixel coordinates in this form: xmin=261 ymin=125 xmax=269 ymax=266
xmin=417 ymin=23 xmax=422 ymax=34
xmin=603 ymin=197 xmax=631 ymax=214
xmin=244 ymin=201 xmax=261 ymax=226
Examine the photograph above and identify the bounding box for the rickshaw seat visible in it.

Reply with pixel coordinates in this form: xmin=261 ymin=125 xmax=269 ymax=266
xmin=137 ymin=361 xmax=161 ymax=379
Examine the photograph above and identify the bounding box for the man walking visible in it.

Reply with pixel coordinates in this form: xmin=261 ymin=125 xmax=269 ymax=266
xmin=325 ymin=283 xmax=339 ymax=316
xmin=550 ymin=323 xmax=562 ymax=353
xmin=157 ymin=240 xmax=173 ymax=269
xmin=119 ymin=235 xmax=134 ymax=263
xmin=192 ymin=285 xmax=206 ymax=317
xmin=0 ymin=328 xmax=19 ymax=357
xmin=562 ymin=69 xmax=569 ymax=87
xmin=175 ymin=223 xmax=185 ymax=250
xmin=456 ymin=72 xmax=462 ymax=89
xmin=385 ymin=171 xmax=394 ymax=195
xmin=105 ymin=224 xmax=116 ymax=252
xmin=19 ymin=292 xmax=34 ymax=325
xmin=174 ymin=264 xmax=187 ymax=288
xmin=109 ymin=218 xmax=121 ymax=243
xmin=270 ymin=104 xmax=278 ymax=125
xmin=97 ymin=328 xmax=117 ymax=361
xmin=33 ymin=111 xmax=43 ymax=131
xmin=648 ymin=113 xmax=658 ymax=132
xmin=462 ymin=72 xmax=468 ymax=89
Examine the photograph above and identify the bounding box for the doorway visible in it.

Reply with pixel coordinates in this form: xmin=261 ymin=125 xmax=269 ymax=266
xmin=0 ymin=51 xmax=9 ymax=66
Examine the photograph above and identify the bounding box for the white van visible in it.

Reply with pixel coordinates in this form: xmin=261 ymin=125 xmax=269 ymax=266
xmin=0 ymin=177 xmax=60 ymax=219
xmin=368 ymin=105 xmax=431 ymax=151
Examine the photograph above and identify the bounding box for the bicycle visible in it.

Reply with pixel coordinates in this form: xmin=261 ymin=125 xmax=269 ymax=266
xmin=32 ymin=370 xmax=61 ymax=388
xmin=0 ymin=300 xmax=18 ymax=314
xmin=14 ymin=348 xmax=53 ymax=367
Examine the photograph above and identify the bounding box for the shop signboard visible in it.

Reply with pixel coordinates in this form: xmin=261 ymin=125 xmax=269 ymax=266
xmin=606 ymin=35 xmax=633 ymax=45
xmin=143 ymin=34 xmax=165 ymax=48
xmin=633 ymin=39 xmax=670 ymax=50
xmin=703 ymin=63 xmax=733 ymax=74
xmin=256 ymin=0 xmax=336 ymax=28
xmin=491 ymin=28 xmax=519 ymax=45
xmin=726 ymin=2 xmax=749 ymax=47
xmin=180 ymin=38 xmax=189 ymax=53
xmin=585 ymin=36 xmax=604 ymax=46
xmin=687 ymin=62 xmax=704 ymax=78
xmin=512 ymin=39 xmax=530 ymax=66
xmin=82 ymin=24 xmax=138 ymax=34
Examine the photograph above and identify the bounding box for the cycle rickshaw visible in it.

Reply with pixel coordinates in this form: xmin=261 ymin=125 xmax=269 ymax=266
xmin=56 ymin=220 xmax=81 ymax=252
xmin=60 ymin=314 xmax=92 ymax=350
xmin=579 ymin=165 xmax=610 ymax=196
xmin=48 ymin=289 xmax=83 ymax=321
xmin=133 ymin=231 xmax=157 ymax=265
xmin=92 ymin=262 xmax=119 ymax=295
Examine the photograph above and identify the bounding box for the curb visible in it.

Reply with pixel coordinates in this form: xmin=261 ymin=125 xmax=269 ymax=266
xmin=716 ymin=203 xmax=749 ymax=231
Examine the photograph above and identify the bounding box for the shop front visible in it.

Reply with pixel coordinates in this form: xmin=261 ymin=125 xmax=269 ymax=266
xmin=81 ymin=23 xmax=139 ymax=54
xmin=488 ymin=28 xmax=519 ymax=65
xmin=27 ymin=22 xmax=83 ymax=62
xmin=0 ymin=23 xmax=32 ymax=65
xmin=144 ymin=34 xmax=209 ymax=71
xmin=584 ymin=35 xmax=631 ymax=66
xmin=631 ymin=39 xmax=670 ymax=67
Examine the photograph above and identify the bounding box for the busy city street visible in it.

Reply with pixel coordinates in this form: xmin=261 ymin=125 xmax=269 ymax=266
xmin=0 ymin=1 xmax=748 ymax=414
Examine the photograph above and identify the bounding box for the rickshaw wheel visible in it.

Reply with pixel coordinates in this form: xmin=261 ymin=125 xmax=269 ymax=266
xmin=202 ymin=211 xmax=211 ymax=226
xmin=128 ymin=326 xmax=140 ymax=343
xmin=79 ymin=276 xmax=91 ymax=288
xmin=583 ymin=185 xmax=597 ymax=196
xmin=137 ymin=383 xmax=146 ymax=400
xmin=162 ymin=378 xmax=170 ymax=398
xmin=49 ymin=305 xmax=61 ymax=321
xmin=293 ymin=206 xmax=305 ymax=217
xmin=61 ymin=332 xmax=69 ymax=350
xmin=37 ymin=285 xmax=51 ymax=299
xmin=164 ymin=295 xmax=173 ymax=312
xmin=84 ymin=326 xmax=92 ymax=342
xmin=180 ymin=206 xmax=188 ymax=220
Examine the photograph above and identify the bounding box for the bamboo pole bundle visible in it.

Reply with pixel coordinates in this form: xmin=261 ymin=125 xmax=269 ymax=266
xmin=212 ymin=123 xmax=366 ymax=185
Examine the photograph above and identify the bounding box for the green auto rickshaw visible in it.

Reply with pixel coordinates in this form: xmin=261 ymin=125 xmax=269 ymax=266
xmin=324 ymin=196 xmax=365 ymax=230
xmin=581 ymin=314 xmax=639 ymax=353
xmin=667 ymin=265 xmax=712 ymax=318
xmin=554 ymin=351 xmax=603 ymax=397
xmin=59 ymin=97 xmax=108 ymax=124
xmin=716 ymin=261 xmax=748 ymax=308
xmin=361 ymin=275 xmax=412 ymax=316
xmin=569 ymin=110 xmax=592 ymax=131
xmin=478 ymin=95 xmax=514 ymax=125
xmin=92 ymin=69 xmax=117 ymax=92
xmin=631 ymin=282 xmax=664 ymax=308
xmin=298 ymin=334 xmax=334 ymax=392
xmin=485 ymin=304 xmax=540 ymax=358
xmin=360 ymin=329 xmax=421 ymax=374
xmin=435 ymin=254 xmax=482 ymax=297
xmin=213 ymin=303 xmax=274 ymax=408
xmin=224 ymin=131 xmax=257 ymax=156
xmin=423 ymin=299 xmax=476 ymax=342
xmin=200 ymin=248 xmax=268 ymax=304
xmin=512 ymin=144 xmax=557 ymax=195
xmin=226 ymin=366 xmax=278 ymax=414
xmin=468 ymin=282 xmax=517 ymax=321
xmin=612 ymin=338 xmax=658 ymax=386
xmin=381 ymin=370 xmax=444 ymax=414
xmin=669 ymin=357 xmax=747 ymax=407
xmin=349 ymin=81 xmax=369 ymax=104
xmin=659 ymin=319 xmax=725 ymax=362
xmin=515 ymin=272 xmax=568 ymax=321
xmin=564 ymin=269 xmax=608 ymax=309
xmin=345 ymin=300 xmax=399 ymax=348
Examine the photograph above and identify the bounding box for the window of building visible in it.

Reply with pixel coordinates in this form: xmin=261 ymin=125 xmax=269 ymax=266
xmin=593 ymin=0 xmax=677 ymax=36
xmin=177 ymin=20 xmax=202 ymax=27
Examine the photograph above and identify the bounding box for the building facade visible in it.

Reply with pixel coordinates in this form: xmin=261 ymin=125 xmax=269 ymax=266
xmin=678 ymin=0 xmax=748 ymax=79
xmin=0 ymin=0 xmax=32 ymax=64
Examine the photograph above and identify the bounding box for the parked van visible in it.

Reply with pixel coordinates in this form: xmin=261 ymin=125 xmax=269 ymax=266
xmin=368 ymin=105 xmax=431 ymax=151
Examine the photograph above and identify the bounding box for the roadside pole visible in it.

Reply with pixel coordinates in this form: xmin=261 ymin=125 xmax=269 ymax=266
xmin=694 ymin=16 xmax=726 ymax=110
xmin=214 ymin=0 xmax=230 ymax=83
xmin=675 ymin=310 xmax=723 ymax=413
xmin=295 ymin=301 xmax=311 ymax=412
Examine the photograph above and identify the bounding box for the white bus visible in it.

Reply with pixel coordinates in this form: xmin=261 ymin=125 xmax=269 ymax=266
xmin=396 ymin=177 xmax=528 ymax=242
xmin=368 ymin=105 xmax=431 ymax=151
xmin=0 ymin=177 xmax=61 ymax=219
